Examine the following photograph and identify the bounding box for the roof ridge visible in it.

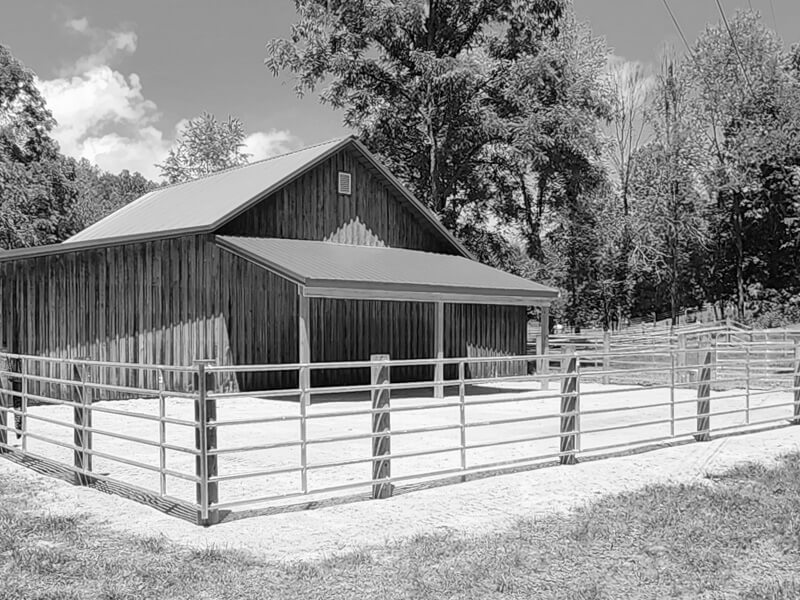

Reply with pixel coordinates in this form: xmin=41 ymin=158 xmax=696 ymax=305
xmin=149 ymin=135 xmax=352 ymax=193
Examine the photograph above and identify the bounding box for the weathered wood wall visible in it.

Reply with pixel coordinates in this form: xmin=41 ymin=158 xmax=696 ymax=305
xmin=309 ymin=300 xmax=527 ymax=387
xmin=219 ymin=148 xmax=458 ymax=254
xmin=0 ymin=236 xmax=526 ymax=397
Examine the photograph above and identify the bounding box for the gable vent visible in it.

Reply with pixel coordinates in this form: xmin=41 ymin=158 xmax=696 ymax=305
xmin=338 ymin=171 xmax=352 ymax=195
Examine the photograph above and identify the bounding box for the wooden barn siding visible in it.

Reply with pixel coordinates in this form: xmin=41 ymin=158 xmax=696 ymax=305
xmin=218 ymin=148 xmax=456 ymax=254
xmin=445 ymin=304 xmax=527 ymax=379
xmin=308 ymin=300 xmax=526 ymax=387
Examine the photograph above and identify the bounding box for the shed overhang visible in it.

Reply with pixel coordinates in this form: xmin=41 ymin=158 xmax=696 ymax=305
xmin=215 ymin=236 xmax=558 ymax=306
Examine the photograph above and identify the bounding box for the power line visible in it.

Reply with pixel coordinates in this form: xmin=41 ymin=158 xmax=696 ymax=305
xmin=769 ymin=0 xmax=778 ymax=31
xmin=659 ymin=0 xmax=694 ymax=58
xmin=714 ymin=0 xmax=755 ymax=95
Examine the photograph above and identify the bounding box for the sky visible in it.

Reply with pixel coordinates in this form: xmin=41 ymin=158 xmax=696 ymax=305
xmin=1 ymin=0 xmax=798 ymax=181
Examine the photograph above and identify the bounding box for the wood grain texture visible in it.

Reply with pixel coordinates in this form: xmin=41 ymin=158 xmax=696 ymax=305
xmin=218 ymin=148 xmax=458 ymax=255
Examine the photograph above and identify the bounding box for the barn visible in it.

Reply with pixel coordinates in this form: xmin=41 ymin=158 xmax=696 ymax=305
xmin=0 ymin=136 xmax=557 ymax=393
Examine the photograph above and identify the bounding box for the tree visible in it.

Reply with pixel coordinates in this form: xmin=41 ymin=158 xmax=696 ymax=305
xmin=157 ymin=112 xmax=250 ymax=184
xmin=604 ymin=58 xmax=655 ymax=215
xmin=0 ymin=44 xmax=78 ymax=248
xmin=70 ymin=159 xmax=156 ymax=230
xmin=630 ymin=54 xmax=707 ymax=324
xmin=266 ymin=0 xmax=566 ymax=230
xmin=687 ymin=11 xmax=800 ymax=318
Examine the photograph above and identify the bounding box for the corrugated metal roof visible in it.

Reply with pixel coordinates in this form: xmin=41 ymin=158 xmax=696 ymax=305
xmin=67 ymin=137 xmax=348 ymax=244
xmin=216 ymin=236 xmax=558 ymax=303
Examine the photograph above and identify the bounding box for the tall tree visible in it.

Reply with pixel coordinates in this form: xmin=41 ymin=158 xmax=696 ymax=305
xmin=157 ymin=112 xmax=250 ymax=184
xmin=631 ymin=54 xmax=707 ymax=324
xmin=688 ymin=11 xmax=800 ymax=317
xmin=605 ymin=58 xmax=654 ymax=215
xmin=0 ymin=44 xmax=78 ymax=248
xmin=266 ymin=0 xmax=566 ymax=231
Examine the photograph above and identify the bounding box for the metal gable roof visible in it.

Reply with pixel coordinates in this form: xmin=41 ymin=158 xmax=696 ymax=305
xmin=216 ymin=236 xmax=558 ymax=305
xmin=0 ymin=136 xmax=471 ymax=262
xmin=66 ymin=137 xmax=349 ymax=244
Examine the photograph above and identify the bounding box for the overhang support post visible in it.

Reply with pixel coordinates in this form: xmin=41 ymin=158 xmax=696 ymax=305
xmin=434 ymin=300 xmax=445 ymax=399
xmin=540 ymin=305 xmax=550 ymax=391
xmin=297 ymin=287 xmax=311 ymax=494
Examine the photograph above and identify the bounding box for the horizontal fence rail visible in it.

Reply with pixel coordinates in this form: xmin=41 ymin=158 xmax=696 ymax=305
xmin=2 ymin=327 xmax=800 ymax=525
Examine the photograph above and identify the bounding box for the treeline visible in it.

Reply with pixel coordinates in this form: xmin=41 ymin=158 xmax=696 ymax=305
xmin=269 ymin=2 xmax=800 ymax=328
xmin=0 ymin=45 xmax=155 ymax=248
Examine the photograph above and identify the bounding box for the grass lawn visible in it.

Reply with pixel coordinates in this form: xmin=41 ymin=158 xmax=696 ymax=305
xmin=2 ymin=455 xmax=800 ymax=599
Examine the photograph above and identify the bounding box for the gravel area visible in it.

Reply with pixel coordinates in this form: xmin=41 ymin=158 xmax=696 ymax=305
xmin=2 ymin=382 xmax=800 ymax=561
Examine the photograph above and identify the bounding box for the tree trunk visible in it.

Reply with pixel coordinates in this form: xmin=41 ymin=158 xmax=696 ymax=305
xmin=732 ymin=193 xmax=745 ymax=318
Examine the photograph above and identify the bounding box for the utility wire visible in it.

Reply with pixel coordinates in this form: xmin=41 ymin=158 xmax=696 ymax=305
xmin=714 ymin=0 xmax=755 ymax=95
xmin=769 ymin=0 xmax=778 ymax=31
xmin=660 ymin=0 xmax=694 ymax=58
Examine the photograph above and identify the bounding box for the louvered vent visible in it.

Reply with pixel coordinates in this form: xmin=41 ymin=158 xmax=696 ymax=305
xmin=338 ymin=171 xmax=352 ymax=195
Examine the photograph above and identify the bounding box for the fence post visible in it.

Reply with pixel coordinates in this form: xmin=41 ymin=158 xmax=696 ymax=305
xmin=0 ymin=350 xmax=9 ymax=450
xmin=695 ymin=342 xmax=713 ymax=442
xmin=560 ymin=346 xmax=579 ymax=465
xmin=540 ymin=307 xmax=550 ymax=391
xmin=158 ymin=369 xmax=167 ymax=496
xmin=20 ymin=358 xmax=27 ymax=451
xmin=72 ymin=360 xmax=92 ymax=484
xmin=602 ymin=330 xmax=611 ymax=385
xmin=792 ymin=338 xmax=800 ymax=425
xmin=669 ymin=350 xmax=676 ymax=437
xmin=745 ymin=342 xmax=751 ymax=425
xmin=371 ymin=354 xmax=392 ymax=499
xmin=194 ymin=360 xmax=219 ymax=526
xmin=677 ymin=333 xmax=686 ymax=384
xmin=458 ymin=360 xmax=466 ymax=478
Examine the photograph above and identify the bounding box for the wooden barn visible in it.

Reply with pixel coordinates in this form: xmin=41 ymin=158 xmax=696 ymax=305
xmin=0 ymin=136 xmax=557 ymax=392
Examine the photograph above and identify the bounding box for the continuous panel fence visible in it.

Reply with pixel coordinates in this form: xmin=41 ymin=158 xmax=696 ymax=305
xmin=1 ymin=332 xmax=799 ymax=526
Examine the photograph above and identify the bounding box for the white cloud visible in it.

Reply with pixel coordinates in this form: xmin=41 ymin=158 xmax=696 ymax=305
xmin=66 ymin=17 xmax=89 ymax=34
xmin=38 ymin=64 xmax=169 ymax=180
xmin=243 ymin=130 xmax=298 ymax=161
xmin=37 ymin=17 xmax=297 ymax=181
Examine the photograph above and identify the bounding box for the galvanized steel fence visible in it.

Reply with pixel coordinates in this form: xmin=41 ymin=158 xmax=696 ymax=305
xmin=1 ymin=332 xmax=799 ymax=526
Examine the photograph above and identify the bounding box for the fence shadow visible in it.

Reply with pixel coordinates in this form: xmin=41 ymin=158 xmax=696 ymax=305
xmin=0 ymin=448 xmax=206 ymax=524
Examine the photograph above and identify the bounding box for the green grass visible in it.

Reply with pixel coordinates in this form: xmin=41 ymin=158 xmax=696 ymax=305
xmin=3 ymin=455 xmax=800 ymax=599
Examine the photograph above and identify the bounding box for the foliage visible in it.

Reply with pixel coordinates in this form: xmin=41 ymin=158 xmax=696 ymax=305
xmin=157 ymin=112 xmax=250 ymax=184
xmin=266 ymin=0 xmax=568 ymax=231
xmin=687 ymin=11 xmax=800 ymax=319
xmin=69 ymin=159 xmax=155 ymax=231
xmin=0 ymin=44 xmax=79 ymax=249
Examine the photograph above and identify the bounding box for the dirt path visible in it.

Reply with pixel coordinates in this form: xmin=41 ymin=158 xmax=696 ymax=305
xmin=3 ymin=424 xmax=800 ymax=561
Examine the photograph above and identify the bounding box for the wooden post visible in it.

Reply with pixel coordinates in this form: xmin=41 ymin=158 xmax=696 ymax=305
xmin=458 ymin=360 xmax=466 ymax=477
xmin=560 ymin=346 xmax=579 ymax=465
xmin=72 ymin=361 xmax=92 ymax=484
xmin=793 ymin=338 xmax=800 ymax=425
xmin=434 ymin=300 xmax=444 ymax=399
xmin=0 ymin=350 xmax=9 ymax=450
xmin=194 ymin=360 xmax=219 ymax=526
xmin=540 ymin=306 xmax=550 ymax=391
xmin=297 ymin=289 xmax=310 ymax=494
xmin=695 ymin=344 xmax=713 ymax=442
xmin=602 ymin=330 xmax=611 ymax=385
xmin=371 ymin=354 xmax=392 ymax=499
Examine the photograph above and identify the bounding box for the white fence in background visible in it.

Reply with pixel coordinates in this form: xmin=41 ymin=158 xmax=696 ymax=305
xmin=1 ymin=331 xmax=799 ymax=526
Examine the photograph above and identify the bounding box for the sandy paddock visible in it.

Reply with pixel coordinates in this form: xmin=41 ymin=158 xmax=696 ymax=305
xmin=13 ymin=380 xmax=795 ymax=512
